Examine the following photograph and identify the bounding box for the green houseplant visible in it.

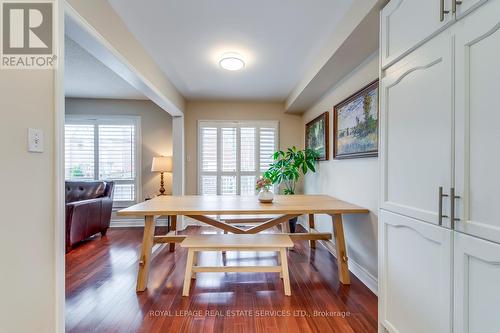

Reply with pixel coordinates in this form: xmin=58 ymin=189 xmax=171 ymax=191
xmin=263 ymin=146 xmax=319 ymax=232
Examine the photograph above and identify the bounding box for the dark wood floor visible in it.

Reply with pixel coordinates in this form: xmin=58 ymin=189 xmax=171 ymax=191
xmin=66 ymin=226 xmax=377 ymax=333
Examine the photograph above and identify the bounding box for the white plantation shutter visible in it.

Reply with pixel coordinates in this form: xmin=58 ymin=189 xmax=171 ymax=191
xmin=259 ymin=127 xmax=277 ymax=171
xmin=221 ymin=127 xmax=237 ymax=172
xmin=65 ymin=124 xmax=95 ymax=180
xmin=201 ymin=127 xmax=217 ymax=172
xmin=65 ymin=116 xmax=140 ymax=206
xmin=198 ymin=121 xmax=278 ymax=195
xmin=240 ymin=127 xmax=256 ymax=172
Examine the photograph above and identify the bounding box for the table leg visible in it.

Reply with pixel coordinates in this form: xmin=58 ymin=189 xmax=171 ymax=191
xmin=331 ymin=214 xmax=350 ymax=284
xmin=282 ymin=219 xmax=290 ymax=233
xmin=182 ymin=249 xmax=195 ymax=296
xmin=308 ymin=214 xmax=316 ymax=248
xmin=170 ymin=215 xmax=177 ymax=252
xmin=136 ymin=215 xmax=156 ymax=292
xmin=280 ymin=248 xmax=291 ymax=296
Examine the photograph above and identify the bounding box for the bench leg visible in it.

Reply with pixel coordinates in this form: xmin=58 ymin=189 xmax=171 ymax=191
xmin=192 ymin=252 xmax=197 ymax=279
xmin=277 ymin=252 xmax=282 ymax=278
xmin=182 ymin=249 xmax=195 ymax=296
xmin=280 ymin=248 xmax=291 ymax=296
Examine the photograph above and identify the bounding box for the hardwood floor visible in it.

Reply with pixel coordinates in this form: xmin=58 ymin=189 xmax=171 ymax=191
xmin=66 ymin=226 xmax=377 ymax=333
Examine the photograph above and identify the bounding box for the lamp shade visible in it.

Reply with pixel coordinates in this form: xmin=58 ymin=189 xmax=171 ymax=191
xmin=151 ymin=156 xmax=172 ymax=172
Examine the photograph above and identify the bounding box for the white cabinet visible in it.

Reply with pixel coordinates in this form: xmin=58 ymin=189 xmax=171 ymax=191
xmin=454 ymin=0 xmax=500 ymax=244
xmin=454 ymin=0 xmax=488 ymax=19
xmin=381 ymin=0 xmax=452 ymax=68
xmin=380 ymin=32 xmax=453 ymax=226
xmin=454 ymin=232 xmax=500 ymax=333
xmin=379 ymin=210 xmax=453 ymax=333
xmin=379 ymin=1 xmax=500 ymax=333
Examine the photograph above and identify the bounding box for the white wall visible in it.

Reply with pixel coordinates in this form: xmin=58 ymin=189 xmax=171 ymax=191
xmin=0 ymin=71 xmax=56 ymax=331
xmin=302 ymin=53 xmax=379 ymax=291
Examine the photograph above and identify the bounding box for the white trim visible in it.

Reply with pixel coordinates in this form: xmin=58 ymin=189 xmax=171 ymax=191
xmin=110 ymin=218 xmax=169 ymax=228
xmin=54 ymin=1 xmax=65 ymax=331
xmin=298 ymin=219 xmax=378 ymax=295
xmin=65 ymin=114 xmax=142 ymax=205
xmin=320 ymin=239 xmax=378 ymax=295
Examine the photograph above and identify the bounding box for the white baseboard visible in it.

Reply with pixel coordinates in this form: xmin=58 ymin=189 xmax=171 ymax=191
xmin=298 ymin=220 xmax=378 ymax=295
xmin=110 ymin=218 xmax=169 ymax=228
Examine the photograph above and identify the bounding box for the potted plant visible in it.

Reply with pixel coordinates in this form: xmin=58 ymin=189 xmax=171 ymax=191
xmin=255 ymin=177 xmax=274 ymax=203
xmin=263 ymin=146 xmax=319 ymax=232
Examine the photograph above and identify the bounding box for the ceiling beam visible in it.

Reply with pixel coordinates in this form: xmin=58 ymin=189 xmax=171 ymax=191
xmin=285 ymin=0 xmax=388 ymax=114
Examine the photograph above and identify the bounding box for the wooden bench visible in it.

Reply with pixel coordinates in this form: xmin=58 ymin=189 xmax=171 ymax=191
xmin=180 ymin=234 xmax=294 ymax=296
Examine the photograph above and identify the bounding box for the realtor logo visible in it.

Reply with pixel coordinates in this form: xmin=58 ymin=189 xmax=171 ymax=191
xmin=1 ymin=1 xmax=56 ymax=69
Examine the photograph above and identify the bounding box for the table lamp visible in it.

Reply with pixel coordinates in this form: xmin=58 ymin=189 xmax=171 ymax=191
xmin=151 ymin=156 xmax=172 ymax=196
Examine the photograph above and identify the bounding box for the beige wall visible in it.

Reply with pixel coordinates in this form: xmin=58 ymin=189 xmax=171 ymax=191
xmin=0 ymin=72 xmax=56 ymax=331
xmin=302 ymin=53 xmax=379 ymax=290
xmin=65 ymin=98 xmax=173 ymax=199
xmin=184 ymin=101 xmax=303 ymax=195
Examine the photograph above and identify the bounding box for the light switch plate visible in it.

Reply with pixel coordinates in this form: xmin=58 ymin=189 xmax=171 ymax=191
xmin=28 ymin=128 xmax=44 ymax=153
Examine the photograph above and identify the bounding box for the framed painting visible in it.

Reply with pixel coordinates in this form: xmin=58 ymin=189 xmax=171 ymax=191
xmin=305 ymin=112 xmax=329 ymax=161
xmin=334 ymin=80 xmax=379 ymax=159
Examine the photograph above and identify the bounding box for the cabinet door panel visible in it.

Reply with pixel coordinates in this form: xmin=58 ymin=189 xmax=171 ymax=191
xmin=380 ymin=33 xmax=453 ymax=225
xmin=454 ymin=0 xmax=500 ymax=243
xmin=379 ymin=210 xmax=452 ymax=333
xmin=454 ymin=232 xmax=500 ymax=333
xmin=454 ymin=0 xmax=489 ymax=20
xmin=381 ymin=0 xmax=452 ymax=68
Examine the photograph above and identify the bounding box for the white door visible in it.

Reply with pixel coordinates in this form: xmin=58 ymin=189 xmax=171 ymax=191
xmin=381 ymin=0 xmax=453 ymax=68
xmin=379 ymin=210 xmax=453 ymax=333
xmin=454 ymin=0 xmax=500 ymax=244
xmin=454 ymin=232 xmax=500 ymax=333
xmin=453 ymin=0 xmax=489 ymax=20
xmin=380 ymin=32 xmax=454 ymax=225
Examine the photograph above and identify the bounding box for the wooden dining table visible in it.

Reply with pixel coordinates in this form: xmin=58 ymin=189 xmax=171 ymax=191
xmin=118 ymin=194 xmax=369 ymax=292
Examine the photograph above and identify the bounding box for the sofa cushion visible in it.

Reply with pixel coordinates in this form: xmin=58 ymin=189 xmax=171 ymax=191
xmin=66 ymin=181 xmax=107 ymax=203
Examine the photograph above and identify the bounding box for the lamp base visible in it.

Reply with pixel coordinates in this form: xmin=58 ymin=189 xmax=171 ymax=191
xmin=158 ymin=172 xmax=166 ymax=196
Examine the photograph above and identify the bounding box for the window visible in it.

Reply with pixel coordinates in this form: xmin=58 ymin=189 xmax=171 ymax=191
xmin=198 ymin=120 xmax=278 ymax=195
xmin=65 ymin=116 xmax=141 ymax=207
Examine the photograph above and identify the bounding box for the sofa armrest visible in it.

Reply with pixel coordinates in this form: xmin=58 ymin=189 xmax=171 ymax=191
xmin=66 ymin=198 xmax=103 ymax=249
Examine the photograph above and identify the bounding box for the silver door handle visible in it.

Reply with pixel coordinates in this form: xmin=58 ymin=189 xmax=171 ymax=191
xmin=453 ymin=0 xmax=463 ymax=13
xmin=450 ymin=187 xmax=461 ymax=229
xmin=438 ymin=186 xmax=449 ymax=226
xmin=441 ymin=0 xmax=450 ymax=21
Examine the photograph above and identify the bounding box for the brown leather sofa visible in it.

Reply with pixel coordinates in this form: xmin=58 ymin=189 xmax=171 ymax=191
xmin=65 ymin=181 xmax=114 ymax=253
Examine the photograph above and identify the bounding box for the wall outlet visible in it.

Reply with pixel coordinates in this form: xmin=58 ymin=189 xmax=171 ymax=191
xmin=28 ymin=128 xmax=44 ymax=153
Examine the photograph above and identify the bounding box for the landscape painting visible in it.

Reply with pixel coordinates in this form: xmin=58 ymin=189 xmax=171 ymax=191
xmin=305 ymin=112 xmax=329 ymax=160
xmin=334 ymin=80 xmax=379 ymax=159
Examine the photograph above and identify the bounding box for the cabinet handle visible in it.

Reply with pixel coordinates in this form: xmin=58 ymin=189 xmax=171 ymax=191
xmin=440 ymin=0 xmax=450 ymax=21
xmin=450 ymin=187 xmax=461 ymax=229
xmin=453 ymin=0 xmax=463 ymax=13
xmin=438 ymin=186 xmax=449 ymax=226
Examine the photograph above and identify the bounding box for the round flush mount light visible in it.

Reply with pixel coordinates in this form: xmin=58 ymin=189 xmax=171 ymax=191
xmin=219 ymin=53 xmax=245 ymax=71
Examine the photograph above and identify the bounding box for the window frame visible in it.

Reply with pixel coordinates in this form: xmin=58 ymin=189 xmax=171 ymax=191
xmin=197 ymin=120 xmax=279 ymax=195
xmin=65 ymin=115 xmax=142 ymax=207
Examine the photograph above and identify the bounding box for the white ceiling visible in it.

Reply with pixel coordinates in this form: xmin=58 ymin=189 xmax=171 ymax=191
xmin=107 ymin=0 xmax=354 ymax=101
xmin=65 ymin=36 xmax=146 ymax=100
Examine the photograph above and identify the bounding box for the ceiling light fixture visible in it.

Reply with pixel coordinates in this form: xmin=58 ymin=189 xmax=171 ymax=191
xmin=219 ymin=53 xmax=245 ymax=71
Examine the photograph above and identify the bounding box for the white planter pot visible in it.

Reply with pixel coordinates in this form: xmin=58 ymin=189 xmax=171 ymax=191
xmin=258 ymin=189 xmax=274 ymax=203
